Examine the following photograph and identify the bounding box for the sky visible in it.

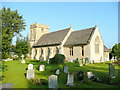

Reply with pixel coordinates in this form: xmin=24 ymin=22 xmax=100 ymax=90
xmin=2 ymin=2 xmax=118 ymax=49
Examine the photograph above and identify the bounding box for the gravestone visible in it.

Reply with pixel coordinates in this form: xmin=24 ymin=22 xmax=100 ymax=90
xmin=87 ymin=72 xmax=94 ymax=79
xmin=48 ymin=75 xmax=58 ymax=88
xmin=55 ymin=69 xmax=60 ymax=75
xmin=85 ymin=57 xmax=89 ymax=65
xmin=66 ymin=73 xmax=74 ymax=86
xmin=0 ymin=83 xmax=13 ymax=89
xmin=78 ymin=59 xmax=83 ymax=66
xmin=26 ymin=69 xmax=34 ymax=79
xmin=39 ymin=64 xmax=45 ymax=71
xmin=21 ymin=54 xmax=25 ymax=63
xmin=109 ymin=63 xmax=115 ymax=78
xmin=78 ymin=71 xmax=84 ymax=82
xmin=28 ymin=64 xmax=33 ymax=69
xmin=63 ymin=65 xmax=68 ymax=73
xmin=40 ymin=57 xmax=44 ymax=62
xmin=83 ymin=58 xmax=86 ymax=65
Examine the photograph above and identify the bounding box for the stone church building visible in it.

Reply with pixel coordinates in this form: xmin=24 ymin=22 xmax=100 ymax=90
xmin=29 ymin=23 xmax=109 ymax=63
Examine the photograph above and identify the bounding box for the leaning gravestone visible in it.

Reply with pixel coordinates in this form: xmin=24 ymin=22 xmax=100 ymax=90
xmin=109 ymin=63 xmax=115 ymax=78
xmin=28 ymin=64 xmax=33 ymax=69
xmin=78 ymin=59 xmax=83 ymax=66
xmin=78 ymin=71 xmax=84 ymax=82
xmin=55 ymin=69 xmax=60 ymax=75
xmin=48 ymin=75 xmax=58 ymax=88
xmin=63 ymin=65 xmax=68 ymax=73
xmin=66 ymin=73 xmax=74 ymax=86
xmin=26 ymin=69 xmax=34 ymax=79
xmin=39 ymin=64 xmax=45 ymax=71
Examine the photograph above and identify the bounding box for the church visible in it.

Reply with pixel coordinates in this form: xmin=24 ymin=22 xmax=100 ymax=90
xmin=29 ymin=22 xmax=109 ymax=63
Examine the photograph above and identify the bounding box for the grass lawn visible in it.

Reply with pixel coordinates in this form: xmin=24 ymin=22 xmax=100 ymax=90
xmin=2 ymin=59 xmax=120 ymax=88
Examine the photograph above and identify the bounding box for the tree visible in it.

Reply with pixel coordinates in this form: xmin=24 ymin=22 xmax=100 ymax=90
xmin=1 ymin=7 xmax=26 ymax=59
xmin=14 ymin=36 xmax=30 ymax=58
xmin=111 ymin=43 xmax=120 ymax=59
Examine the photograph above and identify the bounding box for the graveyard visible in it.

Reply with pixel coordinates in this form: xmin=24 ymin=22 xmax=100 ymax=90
xmin=2 ymin=59 xmax=119 ymax=88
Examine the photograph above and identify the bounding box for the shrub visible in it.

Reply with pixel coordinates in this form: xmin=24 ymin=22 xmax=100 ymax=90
xmin=49 ymin=54 xmax=65 ymax=64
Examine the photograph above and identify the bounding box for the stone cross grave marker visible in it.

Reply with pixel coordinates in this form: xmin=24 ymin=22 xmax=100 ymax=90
xmin=26 ymin=69 xmax=34 ymax=79
xmin=78 ymin=71 xmax=84 ymax=82
xmin=39 ymin=64 xmax=45 ymax=71
xmin=48 ymin=75 xmax=58 ymax=88
xmin=66 ymin=73 xmax=74 ymax=86
xmin=63 ymin=65 xmax=68 ymax=73
xmin=55 ymin=69 xmax=60 ymax=75
xmin=109 ymin=63 xmax=115 ymax=78
xmin=21 ymin=54 xmax=25 ymax=63
xmin=78 ymin=59 xmax=83 ymax=66
xmin=28 ymin=64 xmax=33 ymax=70
xmin=87 ymin=72 xmax=94 ymax=79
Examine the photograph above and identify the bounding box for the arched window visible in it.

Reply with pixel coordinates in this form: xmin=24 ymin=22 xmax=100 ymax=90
xmin=95 ymin=36 xmax=100 ymax=53
xmin=56 ymin=47 xmax=59 ymax=54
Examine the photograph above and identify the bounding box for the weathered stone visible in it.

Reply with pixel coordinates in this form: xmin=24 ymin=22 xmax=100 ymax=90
xmin=55 ymin=69 xmax=60 ymax=75
xmin=28 ymin=64 xmax=33 ymax=69
xmin=66 ymin=73 xmax=74 ymax=86
xmin=26 ymin=69 xmax=34 ymax=79
xmin=63 ymin=65 xmax=68 ymax=73
xmin=39 ymin=64 xmax=45 ymax=71
xmin=109 ymin=63 xmax=115 ymax=78
xmin=48 ymin=75 xmax=58 ymax=88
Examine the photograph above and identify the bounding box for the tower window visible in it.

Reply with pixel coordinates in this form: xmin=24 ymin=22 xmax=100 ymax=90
xmin=69 ymin=47 xmax=73 ymax=56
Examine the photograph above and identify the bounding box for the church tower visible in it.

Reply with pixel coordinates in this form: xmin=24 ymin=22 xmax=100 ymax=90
xmin=29 ymin=22 xmax=49 ymax=47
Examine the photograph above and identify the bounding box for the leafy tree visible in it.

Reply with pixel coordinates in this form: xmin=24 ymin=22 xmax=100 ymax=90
xmin=49 ymin=54 xmax=65 ymax=64
xmin=1 ymin=7 xmax=26 ymax=59
xmin=14 ymin=36 xmax=30 ymax=58
xmin=111 ymin=43 xmax=120 ymax=59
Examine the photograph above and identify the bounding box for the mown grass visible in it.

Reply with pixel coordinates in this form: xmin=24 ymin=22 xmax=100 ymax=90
xmin=2 ymin=59 xmax=120 ymax=88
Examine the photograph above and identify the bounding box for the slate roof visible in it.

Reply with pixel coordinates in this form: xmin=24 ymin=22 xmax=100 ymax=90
xmin=64 ymin=27 xmax=96 ymax=46
xmin=33 ymin=28 xmax=70 ymax=47
xmin=104 ymin=45 xmax=109 ymax=52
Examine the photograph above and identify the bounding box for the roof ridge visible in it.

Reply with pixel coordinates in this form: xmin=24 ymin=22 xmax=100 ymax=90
xmin=44 ymin=27 xmax=70 ymax=35
xmin=74 ymin=26 xmax=95 ymax=32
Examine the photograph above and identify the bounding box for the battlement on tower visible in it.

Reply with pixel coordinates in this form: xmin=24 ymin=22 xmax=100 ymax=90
xmin=30 ymin=22 xmax=49 ymax=29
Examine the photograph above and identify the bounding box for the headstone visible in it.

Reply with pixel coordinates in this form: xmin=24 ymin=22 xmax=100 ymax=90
xmin=78 ymin=71 xmax=84 ymax=82
xmin=21 ymin=54 xmax=25 ymax=63
xmin=40 ymin=57 xmax=44 ymax=62
xmin=83 ymin=58 xmax=86 ymax=65
xmin=28 ymin=64 xmax=33 ymax=69
xmin=85 ymin=57 xmax=89 ymax=65
xmin=66 ymin=73 xmax=74 ymax=86
xmin=63 ymin=65 xmax=68 ymax=73
xmin=48 ymin=75 xmax=58 ymax=88
xmin=109 ymin=63 xmax=115 ymax=78
xmin=26 ymin=69 xmax=34 ymax=79
xmin=55 ymin=69 xmax=60 ymax=75
xmin=39 ymin=64 xmax=45 ymax=71
xmin=0 ymin=83 xmax=13 ymax=89
xmin=87 ymin=72 xmax=94 ymax=79
xmin=78 ymin=59 xmax=83 ymax=66
xmin=21 ymin=60 xmax=25 ymax=63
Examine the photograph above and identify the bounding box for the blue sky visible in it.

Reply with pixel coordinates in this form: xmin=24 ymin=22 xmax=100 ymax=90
xmin=2 ymin=2 xmax=118 ymax=48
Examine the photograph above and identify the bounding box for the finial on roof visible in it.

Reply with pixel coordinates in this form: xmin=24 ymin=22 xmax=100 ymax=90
xmin=70 ymin=24 xmax=72 ymax=28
